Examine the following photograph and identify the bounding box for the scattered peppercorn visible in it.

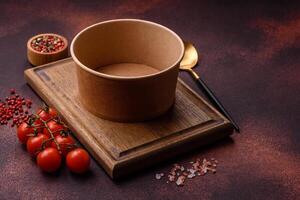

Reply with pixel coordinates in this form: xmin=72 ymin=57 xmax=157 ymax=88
xmin=31 ymin=35 xmax=65 ymax=53
xmin=0 ymin=89 xmax=32 ymax=127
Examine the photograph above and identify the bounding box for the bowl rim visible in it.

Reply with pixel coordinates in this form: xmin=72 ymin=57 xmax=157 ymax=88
xmin=27 ymin=33 xmax=68 ymax=55
xmin=70 ymin=19 xmax=185 ymax=80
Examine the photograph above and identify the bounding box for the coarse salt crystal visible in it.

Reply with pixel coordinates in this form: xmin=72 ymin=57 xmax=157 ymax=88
xmin=187 ymin=173 xmax=196 ymax=179
xmin=168 ymin=175 xmax=176 ymax=182
xmin=155 ymin=173 xmax=162 ymax=180
xmin=176 ymin=175 xmax=186 ymax=186
xmin=155 ymin=157 xmax=218 ymax=187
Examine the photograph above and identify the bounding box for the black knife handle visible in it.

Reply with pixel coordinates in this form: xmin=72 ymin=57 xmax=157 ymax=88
xmin=196 ymin=78 xmax=240 ymax=132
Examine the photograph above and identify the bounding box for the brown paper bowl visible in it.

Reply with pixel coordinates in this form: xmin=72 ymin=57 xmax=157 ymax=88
xmin=71 ymin=19 xmax=184 ymax=122
xmin=27 ymin=33 xmax=68 ymax=66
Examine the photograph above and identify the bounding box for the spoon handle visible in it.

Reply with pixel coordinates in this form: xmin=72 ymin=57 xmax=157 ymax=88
xmin=195 ymin=78 xmax=240 ymax=132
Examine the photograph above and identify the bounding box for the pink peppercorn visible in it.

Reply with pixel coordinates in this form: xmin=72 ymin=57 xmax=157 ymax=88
xmin=0 ymin=89 xmax=33 ymax=127
xmin=31 ymin=35 xmax=65 ymax=53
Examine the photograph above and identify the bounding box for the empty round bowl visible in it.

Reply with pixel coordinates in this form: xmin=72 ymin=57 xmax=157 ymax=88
xmin=71 ymin=19 xmax=184 ymax=122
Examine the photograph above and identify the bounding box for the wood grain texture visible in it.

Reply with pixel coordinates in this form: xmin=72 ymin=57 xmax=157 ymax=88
xmin=24 ymin=58 xmax=233 ymax=179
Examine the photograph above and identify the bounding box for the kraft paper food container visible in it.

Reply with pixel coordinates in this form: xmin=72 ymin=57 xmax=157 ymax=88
xmin=27 ymin=33 xmax=68 ymax=66
xmin=71 ymin=19 xmax=184 ymax=122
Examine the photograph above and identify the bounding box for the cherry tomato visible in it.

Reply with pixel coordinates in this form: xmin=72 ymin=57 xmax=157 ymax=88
xmin=66 ymin=148 xmax=90 ymax=174
xmin=32 ymin=119 xmax=44 ymax=132
xmin=37 ymin=107 xmax=57 ymax=121
xmin=37 ymin=147 xmax=62 ymax=173
xmin=26 ymin=133 xmax=50 ymax=156
xmin=17 ymin=122 xmax=34 ymax=144
xmin=30 ymin=117 xmax=44 ymax=133
xmin=43 ymin=120 xmax=67 ymax=137
xmin=51 ymin=135 xmax=75 ymax=156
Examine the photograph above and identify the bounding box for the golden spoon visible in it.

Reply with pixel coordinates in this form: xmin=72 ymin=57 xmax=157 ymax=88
xmin=180 ymin=42 xmax=240 ymax=132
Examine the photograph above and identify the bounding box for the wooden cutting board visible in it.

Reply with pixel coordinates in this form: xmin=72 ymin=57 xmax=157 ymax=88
xmin=24 ymin=58 xmax=233 ymax=179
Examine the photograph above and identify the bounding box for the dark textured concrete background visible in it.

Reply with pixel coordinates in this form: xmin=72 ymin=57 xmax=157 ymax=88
xmin=0 ymin=0 xmax=299 ymax=199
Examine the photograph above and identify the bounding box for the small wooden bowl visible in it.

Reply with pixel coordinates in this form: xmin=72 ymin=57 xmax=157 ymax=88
xmin=27 ymin=33 xmax=68 ymax=66
xmin=71 ymin=19 xmax=184 ymax=122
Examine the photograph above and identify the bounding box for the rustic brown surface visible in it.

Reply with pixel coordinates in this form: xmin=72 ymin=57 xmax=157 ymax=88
xmin=24 ymin=58 xmax=232 ymax=179
xmin=0 ymin=0 xmax=299 ymax=199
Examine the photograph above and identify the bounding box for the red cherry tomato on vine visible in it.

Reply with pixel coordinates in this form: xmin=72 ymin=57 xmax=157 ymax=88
xmin=37 ymin=107 xmax=57 ymax=121
xmin=34 ymin=119 xmax=43 ymax=127
xmin=37 ymin=147 xmax=62 ymax=173
xmin=26 ymin=133 xmax=50 ymax=156
xmin=66 ymin=148 xmax=90 ymax=174
xmin=51 ymin=135 xmax=75 ymax=156
xmin=30 ymin=118 xmax=44 ymax=133
xmin=17 ymin=118 xmax=44 ymax=144
xmin=17 ymin=122 xmax=34 ymax=144
xmin=43 ymin=120 xmax=67 ymax=137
